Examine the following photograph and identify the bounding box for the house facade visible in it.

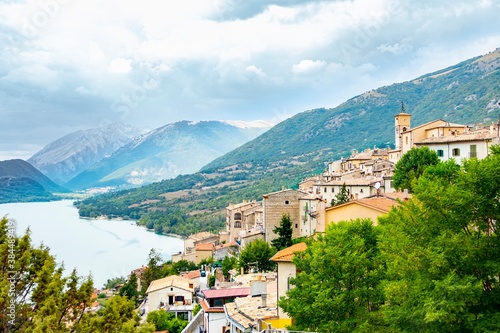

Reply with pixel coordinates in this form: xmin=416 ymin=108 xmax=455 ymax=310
xmin=262 ymin=188 xmax=307 ymax=243
xmin=269 ymin=242 xmax=307 ymax=319
xmin=146 ymin=275 xmax=195 ymax=320
xmin=226 ymin=201 xmax=262 ymax=243
xmin=415 ymin=124 xmax=499 ymax=161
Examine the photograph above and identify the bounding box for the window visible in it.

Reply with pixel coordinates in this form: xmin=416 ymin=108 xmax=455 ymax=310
xmin=234 ymin=221 xmax=241 ymax=228
xmin=234 ymin=212 xmax=242 ymax=220
xmin=324 ymin=187 xmax=327 ymax=193
xmin=405 ymin=136 xmax=409 ymax=145
xmin=452 ymin=148 xmax=460 ymax=157
xmin=331 ymin=188 xmax=334 ymax=193
xmin=284 ymin=200 xmax=290 ymax=205
xmin=360 ymin=189 xmax=363 ymax=193
xmin=437 ymin=149 xmax=444 ymax=157
xmin=295 ymin=224 xmax=298 ymax=228
xmin=470 ymin=144 xmax=477 ymax=158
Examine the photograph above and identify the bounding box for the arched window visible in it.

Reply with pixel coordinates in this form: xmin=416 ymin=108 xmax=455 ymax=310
xmin=234 ymin=212 xmax=242 ymax=220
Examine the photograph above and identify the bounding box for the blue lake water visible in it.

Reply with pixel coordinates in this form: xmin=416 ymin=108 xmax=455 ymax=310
xmin=0 ymin=200 xmax=183 ymax=288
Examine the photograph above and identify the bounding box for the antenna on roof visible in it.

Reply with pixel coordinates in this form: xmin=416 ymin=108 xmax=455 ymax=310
xmin=400 ymin=101 xmax=405 ymax=113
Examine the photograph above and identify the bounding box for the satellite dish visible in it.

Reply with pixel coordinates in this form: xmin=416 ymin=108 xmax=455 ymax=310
xmin=374 ymin=182 xmax=381 ymax=190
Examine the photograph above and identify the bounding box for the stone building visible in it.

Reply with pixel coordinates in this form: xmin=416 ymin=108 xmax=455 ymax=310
xmin=262 ymin=188 xmax=308 ymax=243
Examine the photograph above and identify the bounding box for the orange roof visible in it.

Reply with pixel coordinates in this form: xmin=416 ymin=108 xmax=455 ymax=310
xmin=181 ymin=270 xmax=201 ymax=280
xmin=196 ymin=243 xmax=214 ymax=251
xmin=270 ymin=242 xmax=307 ymax=262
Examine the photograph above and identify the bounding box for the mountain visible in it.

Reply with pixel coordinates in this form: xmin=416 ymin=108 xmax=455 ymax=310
xmin=66 ymin=121 xmax=271 ymax=190
xmin=27 ymin=122 xmax=139 ymax=184
xmin=75 ymin=48 xmax=500 ymax=236
xmin=203 ymin=48 xmax=500 ymax=171
xmin=0 ymin=159 xmax=68 ymax=203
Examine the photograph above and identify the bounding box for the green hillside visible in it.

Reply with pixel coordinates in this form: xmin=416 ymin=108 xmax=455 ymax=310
xmin=0 ymin=177 xmax=59 ymax=204
xmin=75 ymin=48 xmax=500 ymax=237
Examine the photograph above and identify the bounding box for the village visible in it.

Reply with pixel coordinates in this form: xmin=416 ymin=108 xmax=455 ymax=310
xmin=102 ymin=111 xmax=500 ymax=333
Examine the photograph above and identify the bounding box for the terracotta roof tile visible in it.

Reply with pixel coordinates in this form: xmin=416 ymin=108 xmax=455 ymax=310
xmin=196 ymin=243 xmax=214 ymax=251
xmin=270 ymin=242 xmax=307 ymax=262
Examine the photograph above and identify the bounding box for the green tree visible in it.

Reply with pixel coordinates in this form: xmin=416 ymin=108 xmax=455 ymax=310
xmin=75 ymin=295 xmax=155 ymax=333
xmin=279 ymin=219 xmax=385 ymax=333
xmin=271 ymin=213 xmax=293 ymax=251
xmin=140 ymin=249 xmax=163 ymax=295
xmin=103 ymin=276 xmax=126 ymax=290
xmin=0 ymin=218 xmax=94 ymax=332
xmin=379 ymin=151 xmax=500 ymax=332
xmin=392 ymin=146 xmax=439 ymax=192
xmin=238 ymin=239 xmax=276 ymax=273
xmin=221 ymin=256 xmax=238 ymax=280
xmin=119 ymin=273 xmax=139 ymax=302
xmin=146 ymin=309 xmax=188 ymax=333
xmin=333 ymin=182 xmax=350 ymax=206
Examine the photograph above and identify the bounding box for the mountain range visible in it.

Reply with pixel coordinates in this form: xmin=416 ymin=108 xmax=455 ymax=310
xmin=28 ymin=123 xmax=139 ymax=184
xmin=74 ymin=48 xmax=500 ymax=236
xmin=64 ymin=121 xmax=270 ymax=190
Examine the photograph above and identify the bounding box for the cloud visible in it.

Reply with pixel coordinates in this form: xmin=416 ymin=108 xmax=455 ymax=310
xmin=108 ymin=58 xmax=132 ymax=74
xmin=0 ymin=0 xmax=499 ymax=159
xmin=292 ymin=59 xmax=327 ymax=74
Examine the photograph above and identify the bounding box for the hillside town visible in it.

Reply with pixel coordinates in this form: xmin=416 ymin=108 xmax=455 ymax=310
xmin=116 ymin=111 xmax=500 ymax=333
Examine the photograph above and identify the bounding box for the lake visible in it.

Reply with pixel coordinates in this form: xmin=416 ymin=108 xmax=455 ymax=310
xmin=0 ymin=200 xmax=183 ymax=288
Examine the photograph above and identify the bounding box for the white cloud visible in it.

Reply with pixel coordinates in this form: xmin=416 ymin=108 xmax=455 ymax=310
xmin=108 ymin=58 xmax=132 ymax=74
xmin=0 ymin=0 xmax=498 ymax=159
xmin=292 ymin=59 xmax=327 ymax=74
xmin=245 ymin=65 xmax=266 ymax=77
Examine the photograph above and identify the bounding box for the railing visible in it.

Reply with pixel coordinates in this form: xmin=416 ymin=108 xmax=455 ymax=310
xmin=181 ymin=309 xmax=204 ymax=333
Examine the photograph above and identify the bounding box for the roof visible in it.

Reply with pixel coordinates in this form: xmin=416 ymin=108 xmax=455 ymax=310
xmin=202 ymin=287 xmax=250 ymax=299
xmin=416 ymin=128 xmax=498 ymax=144
xmin=324 ymin=177 xmax=384 ymax=186
xmin=262 ymin=188 xmax=308 ymax=199
xmin=146 ymin=275 xmax=194 ymax=294
xmin=180 ymin=270 xmax=201 ymax=280
xmin=326 ymin=196 xmax=401 ymax=214
xmin=196 ymin=243 xmax=214 ymax=251
xmin=215 ymin=241 xmax=238 ymax=250
xmin=187 ymin=231 xmax=217 ymax=242
xmin=224 ymin=289 xmax=278 ymax=329
xmin=402 ymin=119 xmax=446 ymax=133
xmin=270 ymin=242 xmax=307 ymax=262
xmin=227 ymin=200 xmax=260 ymax=210
xmin=200 ymin=299 xmax=225 ymax=313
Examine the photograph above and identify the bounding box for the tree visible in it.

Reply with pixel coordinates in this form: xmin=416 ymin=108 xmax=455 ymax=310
xmin=238 ymin=239 xmax=276 ymax=273
xmin=279 ymin=219 xmax=385 ymax=333
xmin=103 ymin=276 xmax=126 ymax=290
xmin=146 ymin=309 xmax=188 ymax=333
xmin=379 ymin=150 xmax=500 ymax=332
xmin=0 ymin=217 xmax=94 ymax=332
xmin=140 ymin=249 xmax=163 ymax=295
xmin=271 ymin=213 xmax=293 ymax=251
xmin=221 ymin=256 xmax=238 ymax=280
xmin=333 ymin=182 xmax=350 ymax=206
xmin=74 ymin=295 xmax=155 ymax=333
xmin=392 ymin=146 xmax=439 ymax=192
xmin=119 ymin=273 xmax=139 ymax=302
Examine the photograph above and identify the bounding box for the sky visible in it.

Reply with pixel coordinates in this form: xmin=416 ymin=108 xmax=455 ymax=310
xmin=0 ymin=0 xmax=499 ymax=161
